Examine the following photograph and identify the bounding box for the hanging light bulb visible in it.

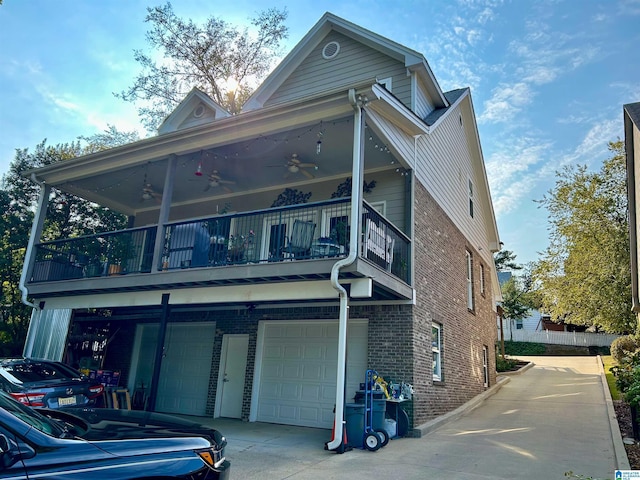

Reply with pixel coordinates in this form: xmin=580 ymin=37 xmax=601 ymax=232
xmin=316 ymin=139 xmax=322 ymax=155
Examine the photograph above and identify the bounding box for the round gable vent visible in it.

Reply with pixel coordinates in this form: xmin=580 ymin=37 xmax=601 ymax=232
xmin=193 ymin=104 xmax=206 ymax=118
xmin=322 ymin=41 xmax=340 ymax=60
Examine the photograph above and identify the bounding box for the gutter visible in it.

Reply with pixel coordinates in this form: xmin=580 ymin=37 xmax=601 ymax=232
xmin=19 ymin=173 xmax=48 ymax=311
xmin=326 ymin=89 xmax=367 ymax=452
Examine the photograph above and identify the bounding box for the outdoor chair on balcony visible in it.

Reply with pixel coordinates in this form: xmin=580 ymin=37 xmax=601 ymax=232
xmin=285 ymin=220 xmax=316 ymax=260
xmin=167 ymin=222 xmax=210 ymax=269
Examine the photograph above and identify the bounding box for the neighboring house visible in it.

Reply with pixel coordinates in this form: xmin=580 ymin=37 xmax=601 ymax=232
xmin=626 ymin=102 xmax=640 ymax=321
xmin=19 ymin=13 xmax=501 ymax=443
xmin=496 ymin=271 xmax=543 ymax=335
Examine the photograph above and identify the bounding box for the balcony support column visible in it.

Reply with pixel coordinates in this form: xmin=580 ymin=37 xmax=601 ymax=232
xmin=20 ymin=175 xmax=51 ymax=310
xmin=146 ymin=292 xmax=170 ymax=412
xmin=152 ymin=154 xmax=177 ymax=271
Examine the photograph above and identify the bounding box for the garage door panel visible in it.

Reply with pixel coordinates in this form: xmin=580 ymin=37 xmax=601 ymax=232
xmin=303 ymin=345 xmax=323 ymax=359
xmin=263 ymin=345 xmax=283 ymax=358
xmin=301 ymin=364 xmax=321 ymax=380
xmin=283 ymin=345 xmax=302 ymax=359
xmin=257 ymin=320 xmax=368 ymax=428
xmin=282 ymin=364 xmax=301 ymax=378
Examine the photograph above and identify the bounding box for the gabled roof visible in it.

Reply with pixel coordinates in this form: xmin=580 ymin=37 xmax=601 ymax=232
xmin=157 ymin=87 xmax=231 ymax=135
xmin=625 ymin=102 xmax=640 ymax=127
xmin=242 ymin=12 xmax=448 ymax=112
xmin=423 ymin=88 xmax=468 ymax=126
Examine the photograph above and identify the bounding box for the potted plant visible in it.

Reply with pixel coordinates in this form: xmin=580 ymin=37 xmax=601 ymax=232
xmin=106 ymin=233 xmax=133 ymax=275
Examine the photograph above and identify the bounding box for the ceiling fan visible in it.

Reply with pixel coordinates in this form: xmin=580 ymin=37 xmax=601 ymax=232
xmin=204 ymin=170 xmax=236 ymax=193
xmin=270 ymin=153 xmax=318 ymax=179
xmin=141 ymin=183 xmax=162 ymax=203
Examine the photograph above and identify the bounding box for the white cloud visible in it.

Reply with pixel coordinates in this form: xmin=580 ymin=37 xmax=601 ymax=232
xmin=485 ymin=137 xmax=551 ymax=217
xmin=478 ymin=82 xmax=532 ymax=124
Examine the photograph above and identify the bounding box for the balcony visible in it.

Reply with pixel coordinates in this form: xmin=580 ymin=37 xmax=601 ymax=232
xmin=27 ymin=199 xmax=411 ymax=301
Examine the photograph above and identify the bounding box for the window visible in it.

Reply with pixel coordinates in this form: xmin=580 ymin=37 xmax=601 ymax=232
xmin=468 ymin=179 xmax=474 ymax=218
xmin=480 ymin=264 xmax=485 ymax=296
xmin=516 ymin=319 xmax=523 ymax=330
xmin=432 ymin=323 xmax=442 ymax=381
xmin=482 ymin=345 xmax=489 ymax=387
xmin=466 ymin=250 xmax=474 ymax=311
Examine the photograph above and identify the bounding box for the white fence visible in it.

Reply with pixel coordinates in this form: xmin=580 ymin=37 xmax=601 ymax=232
xmin=498 ymin=329 xmax=620 ymax=347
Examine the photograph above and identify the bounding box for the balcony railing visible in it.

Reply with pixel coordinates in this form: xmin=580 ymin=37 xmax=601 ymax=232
xmin=30 ymin=198 xmax=410 ymax=284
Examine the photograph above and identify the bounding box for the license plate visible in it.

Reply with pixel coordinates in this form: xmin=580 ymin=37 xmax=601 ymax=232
xmin=58 ymin=396 xmax=76 ymax=406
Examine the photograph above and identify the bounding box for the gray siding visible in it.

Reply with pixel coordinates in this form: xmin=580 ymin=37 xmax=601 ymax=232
xmin=415 ymin=101 xmax=493 ymax=266
xmin=414 ymin=76 xmax=435 ymax=119
xmin=266 ymin=31 xmax=411 ymax=109
xmin=364 ymin=171 xmax=406 ymax=232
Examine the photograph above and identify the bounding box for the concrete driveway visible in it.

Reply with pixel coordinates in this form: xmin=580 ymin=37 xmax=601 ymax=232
xmin=201 ymin=356 xmax=624 ymax=479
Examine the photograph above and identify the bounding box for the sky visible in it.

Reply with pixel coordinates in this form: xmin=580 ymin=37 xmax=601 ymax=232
xmin=0 ymin=0 xmax=639 ymax=266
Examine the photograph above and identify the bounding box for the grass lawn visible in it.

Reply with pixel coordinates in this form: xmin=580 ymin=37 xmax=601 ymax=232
xmin=601 ymin=355 xmax=620 ymax=400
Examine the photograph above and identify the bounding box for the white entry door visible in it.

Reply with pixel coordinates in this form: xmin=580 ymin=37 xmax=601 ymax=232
xmin=254 ymin=320 xmax=368 ymax=429
xmin=216 ymin=334 xmax=249 ymax=419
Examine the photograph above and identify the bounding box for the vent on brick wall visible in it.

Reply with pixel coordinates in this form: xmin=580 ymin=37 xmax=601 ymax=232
xmin=322 ymin=41 xmax=340 ymax=60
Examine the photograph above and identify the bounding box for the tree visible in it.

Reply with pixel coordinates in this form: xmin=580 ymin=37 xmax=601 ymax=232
xmin=494 ymin=250 xmax=522 ymax=272
xmin=533 ymin=141 xmax=634 ymax=333
xmin=495 ymin=251 xmax=540 ymax=352
xmin=115 ymin=3 xmax=289 ymax=130
xmin=0 ymin=127 xmax=137 ymax=355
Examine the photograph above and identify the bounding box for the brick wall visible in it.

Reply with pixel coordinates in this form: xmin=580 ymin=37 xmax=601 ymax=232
xmin=412 ymin=181 xmax=497 ymax=424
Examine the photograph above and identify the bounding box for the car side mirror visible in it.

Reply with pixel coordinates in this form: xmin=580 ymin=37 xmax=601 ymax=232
xmin=0 ymin=433 xmax=34 ymax=469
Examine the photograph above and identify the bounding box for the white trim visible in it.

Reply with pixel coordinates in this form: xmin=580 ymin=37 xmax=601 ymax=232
xmin=369 ymin=200 xmax=386 ymax=216
xmin=377 ymin=76 xmax=393 ymax=92
xmin=249 ymin=322 xmax=266 ymax=422
xmin=482 ymin=345 xmax=489 ymax=387
xmin=466 ymin=250 xmax=474 ymax=311
xmin=322 ymin=41 xmax=341 ymax=59
xmin=432 ymin=323 xmax=442 ymax=382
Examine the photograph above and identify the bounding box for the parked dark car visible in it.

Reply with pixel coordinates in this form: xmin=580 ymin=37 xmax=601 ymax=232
xmin=0 ymin=358 xmax=104 ymax=409
xmin=0 ymin=391 xmax=230 ymax=479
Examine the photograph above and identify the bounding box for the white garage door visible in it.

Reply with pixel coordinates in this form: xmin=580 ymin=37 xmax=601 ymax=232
xmin=256 ymin=320 xmax=368 ymax=429
xmin=132 ymin=322 xmax=216 ymax=416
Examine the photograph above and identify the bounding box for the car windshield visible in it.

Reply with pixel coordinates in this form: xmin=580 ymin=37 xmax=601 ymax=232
xmin=1 ymin=361 xmax=81 ymax=383
xmin=0 ymin=391 xmax=64 ymax=436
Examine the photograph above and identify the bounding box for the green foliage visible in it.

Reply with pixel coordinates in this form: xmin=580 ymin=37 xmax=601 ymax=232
xmin=610 ymin=335 xmax=640 ymax=364
xmin=0 ymin=127 xmax=135 ymax=355
xmin=496 ymin=356 xmax=518 ymax=372
xmin=533 ymin=141 xmax=634 ymax=334
xmin=115 ymin=2 xmax=289 ymax=129
xmin=503 ymin=341 xmax=546 ymax=355
xmin=494 ymin=250 xmax=522 ymax=271
xmin=602 ymin=356 xmax=621 ymax=400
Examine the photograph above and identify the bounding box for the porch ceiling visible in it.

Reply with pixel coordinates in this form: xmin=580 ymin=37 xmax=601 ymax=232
xmin=33 ymin=95 xmax=400 ymax=217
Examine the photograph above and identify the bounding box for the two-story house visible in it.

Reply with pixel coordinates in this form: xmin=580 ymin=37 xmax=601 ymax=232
xmin=19 ymin=12 xmax=501 ymax=446
xmin=626 ymin=102 xmax=640 ymax=322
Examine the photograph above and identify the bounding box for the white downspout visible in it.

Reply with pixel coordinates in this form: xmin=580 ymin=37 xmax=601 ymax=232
xmin=326 ymin=89 xmax=367 ymax=452
xmin=20 ymin=173 xmax=49 ymax=310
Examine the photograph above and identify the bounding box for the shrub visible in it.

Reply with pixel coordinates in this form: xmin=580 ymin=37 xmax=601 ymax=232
xmin=610 ymin=335 xmax=640 ymax=364
xmin=503 ymin=341 xmax=546 ymax=355
xmin=496 ymin=356 xmax=518 ymax=372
